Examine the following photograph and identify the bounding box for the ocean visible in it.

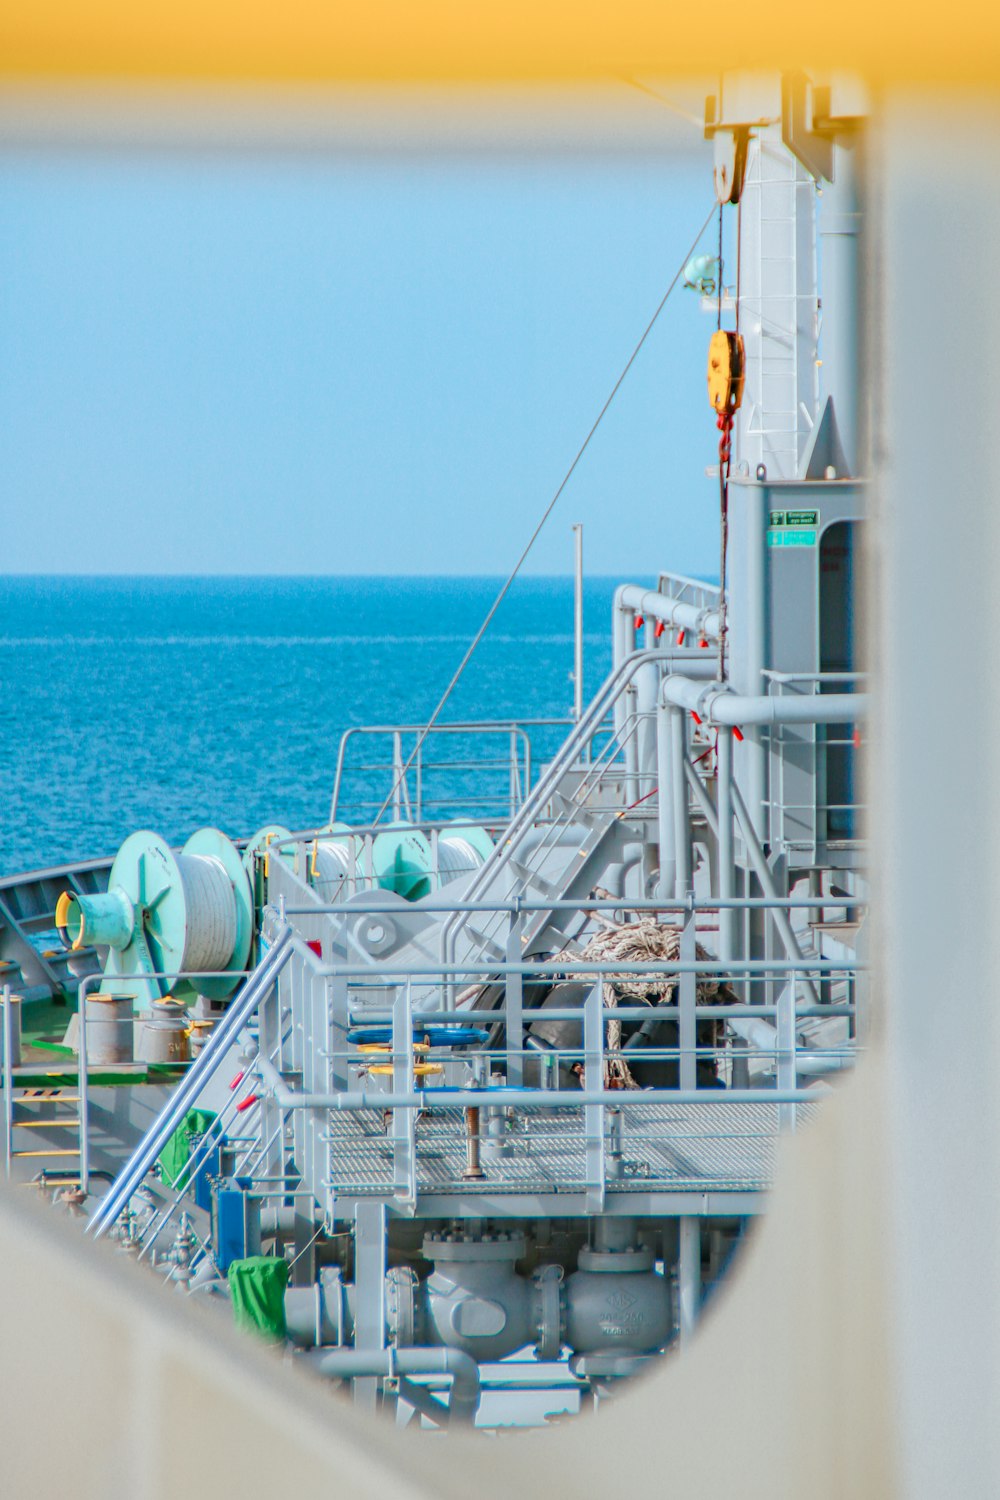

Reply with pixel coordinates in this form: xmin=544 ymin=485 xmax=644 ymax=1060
xmin=0 ymin=575 xmax=643 ymax=875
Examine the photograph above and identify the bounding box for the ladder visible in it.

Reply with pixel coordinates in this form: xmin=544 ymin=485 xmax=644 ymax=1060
xmin=4 ymin=1083 xmax=84 ymax=1188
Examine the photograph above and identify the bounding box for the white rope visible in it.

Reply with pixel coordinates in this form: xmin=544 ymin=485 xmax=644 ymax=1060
xmin=313 ymin=841 xmax=358 ymax=903
xmin=551 ymin=917 xmax=734 ymax=1089
xmin=176 ymin=855 xmax=238 ymax=972
xmin=437 ymin=836 xmax=483 ymax=884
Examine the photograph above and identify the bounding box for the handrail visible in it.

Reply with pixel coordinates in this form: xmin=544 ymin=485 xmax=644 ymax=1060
xmin=440 ymin=649 xmax=711 ymax=977
xmin=89 ymin=926 xmax=293 ymax=1237
xmin=329 ymin=718 xmax=572 ymax=824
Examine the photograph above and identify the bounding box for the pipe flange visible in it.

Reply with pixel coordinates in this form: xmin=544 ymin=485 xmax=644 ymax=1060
xmin=577 ymin=1244 xmax=655 ymax=1274
xmin=422 ymin=1230 xmax=526 ymax=1264
xmin=385 ymin=1265 xmax=420 ymax=1346
xmin=532 ymin=1263 xmax=565 ymax=1360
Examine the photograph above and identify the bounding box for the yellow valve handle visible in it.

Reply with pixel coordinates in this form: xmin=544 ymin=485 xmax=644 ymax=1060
xmin=368 ymin=1062 xmax=444 ymax=1077
xmin=357 ymin=1041 xmax=430 ymax=1055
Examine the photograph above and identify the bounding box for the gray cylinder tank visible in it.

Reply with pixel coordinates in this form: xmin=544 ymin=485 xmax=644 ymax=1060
xmin=84 ymin=992 xmax=134 ymax=1065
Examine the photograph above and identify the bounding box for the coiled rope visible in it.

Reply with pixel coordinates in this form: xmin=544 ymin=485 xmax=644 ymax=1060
xmin=175 ymin=854 xmax=238 ymax=971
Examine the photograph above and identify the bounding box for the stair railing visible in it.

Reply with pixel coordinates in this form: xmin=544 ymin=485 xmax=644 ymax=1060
xmin=89 ymin=925 xmax=294 ymax=1238
xmin=441 ymin=649 xmax=704 ymax=992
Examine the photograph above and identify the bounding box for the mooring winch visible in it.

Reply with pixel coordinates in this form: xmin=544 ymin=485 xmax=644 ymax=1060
xmin=56 ymin=827 xmax=254 ymax=1008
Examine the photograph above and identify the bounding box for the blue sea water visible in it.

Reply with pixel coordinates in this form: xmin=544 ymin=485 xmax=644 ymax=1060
xmin=0 ymin=575 xmax=644 ymax=875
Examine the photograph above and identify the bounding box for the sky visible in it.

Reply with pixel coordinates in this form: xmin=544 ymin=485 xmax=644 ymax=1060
xmin=0 ymin=137 xmax=722 ymax=578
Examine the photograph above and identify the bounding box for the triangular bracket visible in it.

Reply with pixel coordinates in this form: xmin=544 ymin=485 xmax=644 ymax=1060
xmin=800 ymin=396 xmax=851 ymax=480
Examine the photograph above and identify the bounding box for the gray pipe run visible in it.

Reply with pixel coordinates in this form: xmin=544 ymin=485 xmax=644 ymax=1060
xmin=614 ymin=584 xmax=721 ymax=655
xmin=661 ymin=675 xmax=867 ymax=726
xmin=304 ymin=1346 xmax=481 ymax=1425
xmin=255 ymin=1057 xmax=816 ymax=1111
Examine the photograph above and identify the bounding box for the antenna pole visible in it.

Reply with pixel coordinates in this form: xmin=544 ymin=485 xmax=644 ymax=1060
xmin=572 ymin=523 xmax=584 ymax=722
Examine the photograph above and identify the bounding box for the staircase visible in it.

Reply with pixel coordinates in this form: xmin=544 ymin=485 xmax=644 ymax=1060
xmin=444 ymin=656 xmax=661 ymax=979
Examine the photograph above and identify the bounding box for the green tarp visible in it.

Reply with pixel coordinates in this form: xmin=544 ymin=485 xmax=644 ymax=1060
xmin=157 ymin=1107 xmax=218 ymax=1189
xmin=228 ymin=1256 xmax=290 ymax=1342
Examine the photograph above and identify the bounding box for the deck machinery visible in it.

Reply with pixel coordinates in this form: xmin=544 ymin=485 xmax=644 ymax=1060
xmin=10 ymin=73 xmax=867 ymax=1429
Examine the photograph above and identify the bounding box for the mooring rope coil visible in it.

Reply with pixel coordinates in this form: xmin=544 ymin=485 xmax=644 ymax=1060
xmin=436 ymin=836 xmax=482 ymax=883
xmin=176 ymin=853 xmax=238 ymax=972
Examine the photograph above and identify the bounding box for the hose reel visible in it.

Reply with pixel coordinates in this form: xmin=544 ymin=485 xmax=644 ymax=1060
xmin=56 ymin=827 xmax=253 ymax=1009
xmin=371 ymin=822 xmax=494 ymax=902
xmin=311 ymin=822 xmax=362 ymax=902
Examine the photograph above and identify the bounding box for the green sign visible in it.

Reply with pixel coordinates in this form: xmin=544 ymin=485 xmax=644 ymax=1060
xmin=786 ymin=508 xmax=819 ymax=526
xmin=769 ymin=510 xmax=787 ymax=527
xmin=768 ymin=528 xmax=817 ymax=548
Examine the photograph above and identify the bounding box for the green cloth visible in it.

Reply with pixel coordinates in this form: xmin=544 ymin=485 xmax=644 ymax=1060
xmin=228 ymin=1256 xmax=291 ymax=1342
xmin=157 ymin=1107 xmax=218 ymax=1189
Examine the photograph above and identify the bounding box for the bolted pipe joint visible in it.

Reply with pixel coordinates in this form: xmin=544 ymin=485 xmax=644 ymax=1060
xmin=531 ymin=1263 xmax=566 ymax=1360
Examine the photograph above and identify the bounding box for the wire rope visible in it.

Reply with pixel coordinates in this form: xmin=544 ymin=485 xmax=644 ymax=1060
xmin=374 ymin=201 xmax=719 ymax=825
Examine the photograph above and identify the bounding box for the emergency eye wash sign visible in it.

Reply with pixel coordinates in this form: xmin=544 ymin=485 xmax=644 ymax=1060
xmin=767 ymin=509 xmax=820 ymax=546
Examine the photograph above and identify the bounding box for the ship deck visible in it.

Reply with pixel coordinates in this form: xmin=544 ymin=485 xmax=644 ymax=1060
xmin=324 ymin=1097 xmax=818 ymax=1216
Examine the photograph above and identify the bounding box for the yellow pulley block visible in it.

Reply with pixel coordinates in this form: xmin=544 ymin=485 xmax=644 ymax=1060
xmin=707 ymin=329 xmax=746 ymax=415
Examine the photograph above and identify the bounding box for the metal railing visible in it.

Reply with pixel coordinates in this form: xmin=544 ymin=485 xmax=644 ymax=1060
xmin=255 ymin=894 xmax=861 ymax=1214
xmin=762 ymin=672 xmax=865 ymax=853
xmin=329 ymin=719 xmax=573 ymax=826
xmin=439 ymin=649 xmax=673 ymax=987
xmin=656 ymin=571 xmax=721 ymax=616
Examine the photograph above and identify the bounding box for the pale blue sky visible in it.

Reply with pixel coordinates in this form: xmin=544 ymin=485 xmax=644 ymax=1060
xmin=0 ymin=145 xmax=720 ymax=577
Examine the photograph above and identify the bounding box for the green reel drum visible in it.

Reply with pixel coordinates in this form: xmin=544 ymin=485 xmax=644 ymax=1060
xmin=371 ymin=821 xmax=494 ymax=901
xmin=56 ymin=827 xmax=253 ymax=1008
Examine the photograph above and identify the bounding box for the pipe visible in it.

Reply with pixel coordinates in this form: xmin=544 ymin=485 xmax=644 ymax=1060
xmin=670 ymin=707 xmax=691 ymax=896
xmin=662 ymin=675 xmax=866 ymax=727
xmin=572 ymin=523 xmax=584 ymax=722
xmin=817 ymin=137 xmax=861 ymax=475
xmin=743 ymin=482 xmax=769 ymax=837
xmin=730 ymin=782 xmax=821 ymax=1009
xmin=655 ymin=701 xmax=676 ymax=897
xmin=396 ymin=1376 xmax=452 ymax=1427
xmin=306 ymin=1346 xmax=481 ymax=1424
xmin=463 ymin=1105 xmax=485 ymax=1180
xmin=615 ymin=584 xmax=721 ymax=649
xmin=635 ymin=649 xmax=659 ymax=807
xmin=256 ymin=1057 xmax=817 ymax=1111
xmin=717 ymin=729 xmax=737 ymax=963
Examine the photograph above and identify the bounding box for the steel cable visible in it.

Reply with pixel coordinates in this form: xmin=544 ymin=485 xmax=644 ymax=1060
xmin=374 ymin=201 xmax=719 ymax=824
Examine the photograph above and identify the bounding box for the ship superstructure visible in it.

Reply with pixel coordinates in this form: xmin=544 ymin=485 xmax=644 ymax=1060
xmin=1 ymin=73 xmax=867 ymax=1430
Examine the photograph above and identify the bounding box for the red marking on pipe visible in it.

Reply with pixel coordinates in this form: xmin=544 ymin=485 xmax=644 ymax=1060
xmin=676 ymin=628 xmax=686 ymax=646
xmin=654 ymin=619 xmax=666 ymax=640
xmin=235 ymin=1094 xmax=259 ymax=1113
xmin=634 ymin=615 xmax=644 ymax=630
xmin=698 ymin=637 xmax=708 ymax=649
xmin=691 ymin=711 xmax=702 ymax=725
xmin=853 ymin=728 xmax=862 ymax=749
xmin=733 ymin=726 xmax=744 ymax=742
xmin=229 ymin=1071 xmax=245 ymax=1091
xmin=306 ymin=939 xmax=322 ymax=958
